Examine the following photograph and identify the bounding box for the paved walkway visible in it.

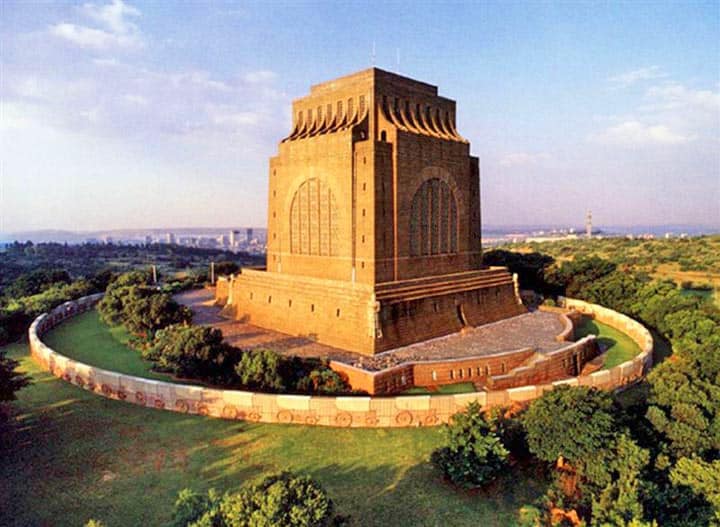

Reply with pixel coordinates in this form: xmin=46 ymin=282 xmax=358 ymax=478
xmin=176 ymin=288 xmax=567 ymax=371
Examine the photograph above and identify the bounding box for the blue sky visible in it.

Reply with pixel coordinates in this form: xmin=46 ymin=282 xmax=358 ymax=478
xmin=1 ymin=0 xmax=718 ymax=232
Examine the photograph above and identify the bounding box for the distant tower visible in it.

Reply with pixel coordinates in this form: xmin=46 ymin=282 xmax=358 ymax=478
xmin=166 ymin=232 xmax=175 ymax=244
xmin=246 ymin=228 xmax=254 ymax=243
xmin=230 ymin=230 xmax=239 ymax=247
xmin=586 ymin=210 xmax=592 ymax=239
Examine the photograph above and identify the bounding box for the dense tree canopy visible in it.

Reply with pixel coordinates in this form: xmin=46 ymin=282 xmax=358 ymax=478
xmin=669 ymin=457 xmax=720 ymax=523
xmin=97 ymin=272 xmax=191 ymax=337
xmin=482 ymin=250 xmax=555 ymax=292
xmin=523 ymin=386 xmax=618 ymax=479
xmin=145 ymin=325 xmax=237 ymax=383
xmin=431 ymin=402 xmax=509 ymax=488
xmin=171 ymin=472 xmax=342 ymax=527
xmin=234 ymin=349 xmax=286 ymax=392
xmin=2 ymin=268 xmax=71 ymax=299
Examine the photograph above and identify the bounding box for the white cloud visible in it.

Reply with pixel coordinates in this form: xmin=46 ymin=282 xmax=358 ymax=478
xmin=591 ymin=121 xmax=694 ymax=146
xmin=82 ymin=0 xmax=140 ymax=35
xmin=50 ymin=0 xmax=143 ymax=49
xmin=2 ymin=57 xmax=289 ymax=148
xmin=243 ymin=70 xmax=277 ymax=83
xmin=643 ymin=83 xmax=720 ymax=113
xmin=608 ymin=66 xmax=667 ymax=87
xmin=592 ymin=77 xmax=718 ymax=147
xmin=50 ymin=23 xmax=140 ymax=49
xmin=498 ymin=152 xmax=550 ymax=167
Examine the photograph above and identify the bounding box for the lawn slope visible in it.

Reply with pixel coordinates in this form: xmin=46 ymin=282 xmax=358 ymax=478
xmin=0 ymin=337 xmax=545 ymax=527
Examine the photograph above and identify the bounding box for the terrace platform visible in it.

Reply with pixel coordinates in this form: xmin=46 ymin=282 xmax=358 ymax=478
xmin=177 ymin=288 xmax=568 ymax=372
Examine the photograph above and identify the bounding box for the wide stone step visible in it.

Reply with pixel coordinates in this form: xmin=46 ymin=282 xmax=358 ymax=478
xmin=375 ymin=269 xmax=510 ymax=292
xmin=375 ymin=273 xmax=514 ymax=303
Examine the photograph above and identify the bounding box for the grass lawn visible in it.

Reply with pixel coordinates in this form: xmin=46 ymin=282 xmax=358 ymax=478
xmin=401 ymin=382 xmax=477 ymax=395
xmin=42 ymin=310 xmax=186 ymax=384
xmin=0 ymin=339 xmax=546 ymax=527
xmin=574 ymin=317 xmax=642 ymax=370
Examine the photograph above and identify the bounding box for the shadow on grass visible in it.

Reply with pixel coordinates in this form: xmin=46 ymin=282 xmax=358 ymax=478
xmin=596 ymin=336 xmax=617 ymax=352
xmin=310 ymin=460 xmax=547 ymax=527
xmin=574 ymin=317 xmax=599 ymax=338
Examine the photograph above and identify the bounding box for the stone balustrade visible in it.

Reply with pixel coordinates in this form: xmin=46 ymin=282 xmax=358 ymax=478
xmin=28 ymin=294 xmax=653 ymax=427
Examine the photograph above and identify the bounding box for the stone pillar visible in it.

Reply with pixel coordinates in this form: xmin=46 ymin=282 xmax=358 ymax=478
xmin=512 ymin=273 xmax=522 ymax=305
xmin=227 ymin=274 xmax=234 ymax=305
xmin=370 ymin=296 xmax=383 ymax=338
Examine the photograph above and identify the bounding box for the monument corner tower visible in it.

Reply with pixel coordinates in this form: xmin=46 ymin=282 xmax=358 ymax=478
xmin=217 ymin=68 xmax=524 ymax=355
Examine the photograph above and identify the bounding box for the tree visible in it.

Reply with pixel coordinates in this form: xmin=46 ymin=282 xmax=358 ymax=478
xmin=98 ymin=274 xmax=192 ymax=337
xmin=121 ymin=287 xmax=192 ymax=336
xmin=145 ymin=324 xmax=237 ymax=383
xmin=295 ymin=368 xmax=350 ymax=394
xmin=545 ymin=257 xmax=617 ymax=298
xmin=171 ymin=488 xmax=223 ymax=527
xmin=669 ymin=457 xmax=720 ymax=523
xmin=234 ymin=349 xmax=286 ymax=392
xmin=645 ymin=339 xmax=720 ymax=459
xmin=482 ymin=250 xmax=555 ymax=293
xmin=579 ymin=271 xmax=647 ymax=317
xmin=431 ymin=401 xmax=510 ymax=488
xmin=213 ymin=261 xmax=240 ymax=276
xmin=631 ymin=281 xmax=700 ymax=336
xmin=0 ymin=349 xmax=30 ymax=405
xmin=172 ymin=473 xmax=343 ymax=527
xmin=3 ymin=268 xmax=71 ymax=299
xmin=590 ymin=434 xmax=651 ymax=527
xmin=220 ymin=472 xmax=341 ymax=527
xmin=523 ymin=386 xmax=618 ymax=484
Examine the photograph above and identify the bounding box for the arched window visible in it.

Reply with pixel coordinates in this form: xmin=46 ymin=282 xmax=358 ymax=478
xmin=290 ymin=178 xmax=339 ymax=256
xmin=409 ymin=178 xmax=458 ymax=256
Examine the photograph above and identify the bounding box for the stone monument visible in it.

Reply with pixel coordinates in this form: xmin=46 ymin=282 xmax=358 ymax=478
xmin=216 ymin=68 xmax=525 ymax=355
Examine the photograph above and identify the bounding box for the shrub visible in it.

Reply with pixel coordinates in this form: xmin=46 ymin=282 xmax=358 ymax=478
xmin=171 ymin=488 xmax=223 ymax=527
xmin=221 ymin=472 xmax=341 ymax=527
xmin=213 ymin=261 xmax=240 ymax=276
xmin=431 ymin=402 xmax=509 ymax=488
xmin=295 ymin=367 xmax=350 ymax=395
xmin=98 ymin=272 xmax=191 ymax=337
xmin=172 ymin=473 xmax=343 ymax=527
xmin=121 ymin=287 xmax=191 ymax=336
xmin=145 ymin=325 xmax=237 ymax=383
xmin=235 ymin=349 xmax=285 ymax=392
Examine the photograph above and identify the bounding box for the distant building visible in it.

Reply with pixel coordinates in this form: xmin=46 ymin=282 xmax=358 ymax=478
xmin=166 ymin=232 xmax=176 ymax=244
xmin=230 ymin=230 xmax=240 ymax=247
xmin=586 ymin=210 xmax=592 ymax=238
xmin=145 ymin=235 xmax=152 ymax=245
xmin=246 ymin=228 xmax=254 ymax=244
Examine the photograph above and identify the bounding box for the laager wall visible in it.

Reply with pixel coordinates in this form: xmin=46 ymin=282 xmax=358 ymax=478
xmin=29 ymin=295 xmax=653 ymax=428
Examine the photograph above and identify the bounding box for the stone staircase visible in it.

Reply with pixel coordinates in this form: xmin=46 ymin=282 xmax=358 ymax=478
xmin=375 ymin=269 xmax=514 ymax=304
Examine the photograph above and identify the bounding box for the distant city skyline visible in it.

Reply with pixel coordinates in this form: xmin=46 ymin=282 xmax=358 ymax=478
xmin=2 ymin=0 xmax=719 ymax=232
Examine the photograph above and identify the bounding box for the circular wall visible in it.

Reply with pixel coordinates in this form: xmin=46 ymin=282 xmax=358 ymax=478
xmin=28 ymin=294 xmax=653 ymax=427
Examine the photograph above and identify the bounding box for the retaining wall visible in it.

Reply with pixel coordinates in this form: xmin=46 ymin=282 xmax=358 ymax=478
xmin=28 ymin=295 xmax=653 ymax=427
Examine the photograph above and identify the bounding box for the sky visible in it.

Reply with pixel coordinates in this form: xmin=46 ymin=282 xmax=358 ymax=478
xmin=1 ymin=0 xmax=719 ymax=233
